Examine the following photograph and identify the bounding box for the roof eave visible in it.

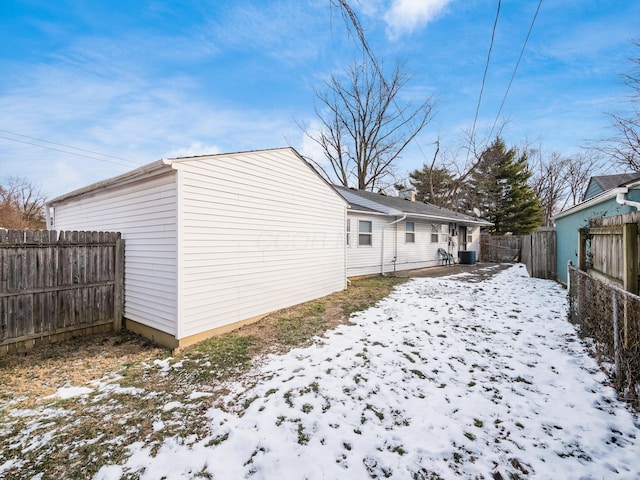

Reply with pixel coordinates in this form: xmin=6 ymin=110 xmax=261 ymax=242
xmin=553 ymin=186 xmax=629 ymax=221
xmin=47 ymin=159 xmax=172 ymax=206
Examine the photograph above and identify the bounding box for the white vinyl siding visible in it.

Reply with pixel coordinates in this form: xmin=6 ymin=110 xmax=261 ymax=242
xmin=346 ymin=216 xmax=464 ymax=276
xmin=346 ymin=215 xmax=388 ymax=276
xmin=50 ymin=174 xmax=178 ymax=335
xmin=175 ymin=149 xmax=346 ymax=339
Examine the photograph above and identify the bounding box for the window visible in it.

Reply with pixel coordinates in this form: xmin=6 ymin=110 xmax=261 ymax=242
xmin=405 ymin=221 xmax=415 ymax=243
xmin=430 ymin=224 xmax=439 ymax=243
xmin=359 ymin=220 xmax=372 ymax=246
xmin=346 ymin=219 xmax=351 ymax=246
xmin=467 ymin=233 xmax=473 ymax=244
xmin=440 ymin=224 xmax=449 ymax=243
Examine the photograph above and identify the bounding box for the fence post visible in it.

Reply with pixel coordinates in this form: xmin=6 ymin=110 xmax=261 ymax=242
xmin=612 ymin=293 xmax=622 ymax=390
xmin=578 ymin=228 xmax=588 ymax=271
xmin=622 ymin=222 xmax=638 ymax=295
xmin=113 ymin=238 xmax=125 ymax=332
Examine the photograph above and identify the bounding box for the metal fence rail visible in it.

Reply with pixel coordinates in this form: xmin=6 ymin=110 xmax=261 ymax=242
xmin=568 ymin=264 xmax=640 ymax=406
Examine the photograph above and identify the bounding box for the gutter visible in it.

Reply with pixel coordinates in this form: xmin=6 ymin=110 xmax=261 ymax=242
xmin=615 ymin=187 xmax=640 ymax=210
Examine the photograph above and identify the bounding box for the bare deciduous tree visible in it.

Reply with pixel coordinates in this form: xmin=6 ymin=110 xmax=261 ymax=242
xmin=601 ymin=40 xmax=640 ymax=171
xmin=307 ymin=59 xmax=435 ymax=191
xmin=529 ymin=150 xmax=602 ymax=225
xmin=0 ymin=177 xmax=47 ymax=229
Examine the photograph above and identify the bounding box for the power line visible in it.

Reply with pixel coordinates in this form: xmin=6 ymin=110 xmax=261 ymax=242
xmin=488 ymin=0 xmax=543 ymax=140
xmin=0 ymin=128 xmax=141 ymax=168
xmin=470 ymin=0 xmax=502 ymax=149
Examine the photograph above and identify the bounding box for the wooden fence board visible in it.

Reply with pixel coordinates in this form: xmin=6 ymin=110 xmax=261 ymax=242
xmin=584 ymin=213 xmax=640 ymax=293
xmin=481 ymin=230 xmax=556 ymax=280
xmin=0 ymin=230 xmax=123 ymax=355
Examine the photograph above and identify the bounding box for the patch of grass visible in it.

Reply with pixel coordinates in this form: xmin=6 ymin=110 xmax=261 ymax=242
xmin=473 ymin=418 xmax=483 ymax=428
xmin=463 ymin=432 xmax=476 ymax=441
xmin=402 ymin=353 xmax=416 ymax=364
xmin=0 ymin=275 xmax=409 ymax=479
xmin=243 ymin=395 xmax=259 ymax=410
xmin=410 ymin=369 xmax=427 ymax=379
xmin=182 ymin=334 xmax=257 ymax=380
xmin=391 ymin=445 xmax=407 ymax=455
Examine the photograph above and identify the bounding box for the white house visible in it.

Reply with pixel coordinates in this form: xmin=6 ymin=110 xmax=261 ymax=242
xmin=335 ymin=186 xmax=492 ymax=277
xmin=46 ymin=148 xmax=347 ymax=349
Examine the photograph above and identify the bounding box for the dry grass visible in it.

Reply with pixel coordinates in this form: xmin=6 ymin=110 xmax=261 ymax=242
xmin=0 ymin=275 xmax=409 ymax=407
xmin=0 ymin=275 xmax=408 ymax=479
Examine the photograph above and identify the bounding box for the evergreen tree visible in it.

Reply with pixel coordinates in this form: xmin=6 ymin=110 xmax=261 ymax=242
xmin=409 ymin=164 xmax=456 ymax=207
xmin=467 ymin=138 xmax=542 ymax=235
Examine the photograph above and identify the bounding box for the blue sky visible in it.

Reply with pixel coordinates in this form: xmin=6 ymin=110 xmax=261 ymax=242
xmin=1 ymin=0 xmax=639 ymax=199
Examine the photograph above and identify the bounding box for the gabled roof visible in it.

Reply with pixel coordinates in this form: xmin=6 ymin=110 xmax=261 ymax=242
xmin=583 ymin=173 xmax=640 ymax=201
xmin=48 ymin=147 xmax=341 ymax=206
xmin=554 ymin=177 xmax=640 ymax=221
xmin=334 ymin=185 xmax=492 ymax=227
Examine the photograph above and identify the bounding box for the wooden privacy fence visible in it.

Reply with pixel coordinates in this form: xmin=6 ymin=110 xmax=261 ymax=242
xmin=0 ymin=230 xmax=124 ymax=355
xmin=578 ymin=211 xmax=639 ymax=295
xmin=480 ymin=231 xmax=556 ymax=280
xmin=480 ymin=235 xmax=522 ymax=263
xmin=520 ymin=228 xmax=556 ymax=280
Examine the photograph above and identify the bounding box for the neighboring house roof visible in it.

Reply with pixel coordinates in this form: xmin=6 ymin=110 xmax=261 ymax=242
xmin=554 ymin=178 xmax=640 ymax=221
xmin=334 ymin=185 xmax=493 ymax=227
xmin=583 ymin=173 xmax=640 ymax=201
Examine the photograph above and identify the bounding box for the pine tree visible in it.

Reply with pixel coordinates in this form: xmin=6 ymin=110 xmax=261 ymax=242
xmin=467 ymin=138 xmax=542 ymax=235
xmin=409 ymin=165 xmax=456 ymax=207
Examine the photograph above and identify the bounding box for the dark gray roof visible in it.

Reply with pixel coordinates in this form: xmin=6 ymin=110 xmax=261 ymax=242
xmin=334 ymin=185 xmax=492 ymax=227
xmin=592 ymin=173 xmax=640 ymax=191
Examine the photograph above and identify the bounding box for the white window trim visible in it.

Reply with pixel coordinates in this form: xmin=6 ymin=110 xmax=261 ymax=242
xmin=358 ymin=220 xmax=373 ymax=247
xmin=405 ymin=221 xmax=415 ymax=243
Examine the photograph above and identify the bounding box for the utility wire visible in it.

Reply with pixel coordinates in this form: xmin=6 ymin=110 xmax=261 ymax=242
xmin=0 ymin=128 xmax=141 ymax=167
xmin=470 ymin=0 xmax=502 ymax=150
xmin=0 ymin=133 xmax=139 ymax=168
xmin=488 ymin=0 xmax=543 ymax=140
xmin=333 ymin=0 xmax=434 ymax=176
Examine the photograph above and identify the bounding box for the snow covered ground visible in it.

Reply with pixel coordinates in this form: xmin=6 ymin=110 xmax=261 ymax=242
xmin=91 ymin=264 xmax=640 ymax=479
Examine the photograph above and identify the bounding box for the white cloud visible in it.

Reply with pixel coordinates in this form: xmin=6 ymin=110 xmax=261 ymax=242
xmin=384 ymin=0 xmax=453 ymax=39
xmin=163 ymin=142 xmax=222 ymax=159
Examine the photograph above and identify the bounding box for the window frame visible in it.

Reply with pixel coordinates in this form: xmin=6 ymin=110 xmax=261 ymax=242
xmin=405 ymin=221 xmax=415 ymax=243
xmin=358 ymin=220 xmax=373 ymax=247
xmin=430 ymin=223 xmax=440 ymax=243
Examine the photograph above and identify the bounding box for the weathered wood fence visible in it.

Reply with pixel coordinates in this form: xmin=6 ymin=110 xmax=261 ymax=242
xmin=0 ymin=230 xmax=124 ymax=355
xmin=480 ymin=230 xmax=556 ymax=280
xmin=480 ymin=235 xmax=522 ymax=263
xmin=578 ymin=211 xmax=639 ymax=295
xmin=520 ymin=228 xmax=556 ymax=280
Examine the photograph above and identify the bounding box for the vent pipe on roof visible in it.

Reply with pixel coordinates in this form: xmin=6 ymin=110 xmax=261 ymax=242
xmin=615 ymin=188 xmax=640 ymax=211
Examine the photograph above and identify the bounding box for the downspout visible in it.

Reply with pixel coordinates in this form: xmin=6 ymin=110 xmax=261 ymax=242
xmin=381 ymin=215 xmax=407 ymax=275
xmin=616 ymin=188 xmax=640 ymax=210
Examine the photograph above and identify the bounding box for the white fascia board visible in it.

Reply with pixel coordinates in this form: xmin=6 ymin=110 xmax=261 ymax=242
xmin=47 ymin=159 xmax=172 ymax=206
xmin=404 ymin=212 xmax=493 ymax=226
xmin=346 ymin=208 xmax=393 ymax=217
xmin=553 ymin=187 xmax=626 ymax=221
